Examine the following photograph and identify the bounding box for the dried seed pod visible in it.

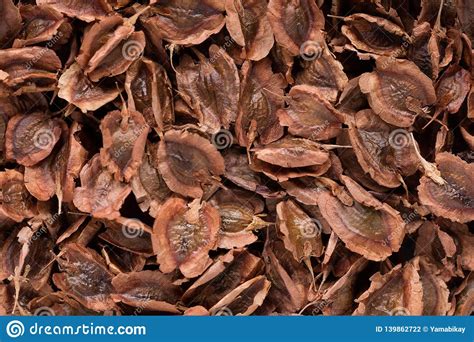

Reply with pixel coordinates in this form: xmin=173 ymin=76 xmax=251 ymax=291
xmin=359 ymin=58 xmax=437 ymax=127
xmin=157 ymin=129 xmax=225 ymax=198
xmin=100 ymin=108 xmax=149 ymax=182
xmin=407 ymin=22 xmax=440 ymax=80
xmin=53 ymin=243 xmax=116 ymax=311
xmin=111 ymin=271 xmax=182 ymax=313
xmin=354 ymin=259 xmax=423 ymax=316
xmin=235 ymin=58 xmax=286 ymax=148
xmin=29 ymin=292 xmax=96 ymax=315
xmin=13 ymin=4 xmax=71 ymax=48
xmin=267 ymin=0 xmax=325 ymax=56
xmin=340 ymin=13 xmax=410 ymax=56
xmin=253 ymin=136 xmax=330 ymax=168
xmin=58 ymin=63 xmax=120 ymax=113
xmin=209 ymin=275 xmax=271 ymax=315
xmin=318 ymin=176 xmax=405 ymax=261
xmin=182 ymin=249 xmax=263 ymax=308
xmin=276 ymin=200 xmax=324 ymax=262
xmin=418 ymin=152 xmax=474 ymax=223
xmin=0 ymin=47 xmax=61 ymax=95
xmin=153 ymin=198 xmax=220 ymax=278
xmin=347 ymin=109 xmax=419 ymax=188
xmin=176 ymin=45 xmax=240 ymax=133
xmin=225 ymin=0 xmax=274 ymax=61
xmin=142 ymin=1 xmax=225 ymax=46
xmin=73 ymin=154 xmax=131 ymax=219
xmin=36 ymin=0 xmax=112 ymax=22
xmin=419 ymin=258 xmax=450 ymax=315
xmin=125 ymin=58 xmax=174 ymax=132
xmin=0 ymin=170 xmax=37 ymax=222
xmin=0 ymin=0 xmax=21 ymax=47
xmin=277 ymin=85 xmax=344 ymax=140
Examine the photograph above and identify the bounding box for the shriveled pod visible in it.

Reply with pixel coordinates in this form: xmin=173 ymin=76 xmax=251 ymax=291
xmin=152 ymin=198 xmax=220 ymax=278
xmin=36 ymin=0 xmax=112 ymax=23
xmin=208 ymin=275 xmax=271 ymax=316
xmin=267 ymin=0 xmax=325 ymax=56
xmin=142 ymin=0 xmax=225 ymax=46
xmin=157 ymin=129 xmax=225 ymax=199
xmin=100 ymin=108 xmax=150 ymax=182
xmin=210 ymin=188 xmax=268 ymax=249
xmin=225 ymin=0 xmax=274 ymax=61
xmin=176 ymin=45 xmax=240 ymax=133
xmin=76 ymin=15 xmax=145 ymax=82
xmin=0 ymin=170 xmax=37 ymax=222
xmin=73 ymin=154 xmax=131 ymax=219
xmin=58 ymin=63 xmax=120 ymax=113
xmin=359 ymin=58 xmax=437 ymax=127
xmin=182 ymin=249 xmax=263 ymax=308
xmin=418 ymin=152 xmax=474 ymax=223
xmin=0 ymin=0 xmax=21 ymax=47
xmin=111 ymin=271 xmax=182 ymax=313
xmin=0 ymin=47 xmax=61 ymax=95
xmin=53 ymin=243 xmax=117 ymax=312
xmin=125 ymin=58 xmax=174 ymax=132
xmin=277 ymin=85 xmax=344 ymax=140
xmin=317 ymin=175 xmax=405 ymax=261
xmin=353 ymin=258 xmax=423 ymax=316
xmin=340 ymin=13 xmax=410 ymax=56
xmin=13 ymin=4 xmax=72 ymax=48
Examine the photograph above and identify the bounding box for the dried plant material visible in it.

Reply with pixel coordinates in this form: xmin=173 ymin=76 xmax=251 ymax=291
xmin=176 ymin=45 xmax=240 ymax=133
xmin=76 ymin=15 xmax=145 ymax=82
xmin=419 ymin=258 xmax=450 ymax=315
xmin=99 ymin=219 xmax=153 ymax=257
xmin=253 ymin=136 xmax=330 ymax=168
xmin=276 ymin=200 xmax=323 ymax=262
xmin=182 ymin=249 xmax=263 ymax=308
xmin=347 ymin=109 xmax=419 ymax=188
xmin=13 ymin=4 xmax=71 ymax=48
xmin=157 ymin=129 xmax=225 ymax=198
xmin=0 ymin=170 xmax=36 ymax=222
xmin=5 ymin=112 xmax=62 ymax=167
xmin=340 ymin=13 xmax=409 ymax=56
xmin=73 ymin=155 xmax=131 ymax=219
xmin=210 ymin=189 xmax=267 ymax=249
xmin=354 ymin=259 xmax=423 ymax=315
xmin=435 ymin=65 xmax=471 ymax=114
xmin=454 ymin=273 xmax=474 ymax=315
xmin=225 ymin=0 xmax=274 ymax=61
xmin=235 ymin=58 xmax=286 ymax=148
xmin=142 ymin=1 xmax=225 ymax=45
xmin=53 ymin=243 xmax=116 ymax=311
xmin=209 ymin=275 xmax=271 ymax=315
xmin=0 ymin=47 xmax=61 ymax=95
xmin=153 ymin=198 xmax=220 ymax=278
xmin=267 ymin=0 xmax=324 ymax=56
xmin=36 ymin=0 xmax=112 ymax=22
xmin=29 ymin=292 xmax=96 ymax=316
xmin=408 ymin=22 xmax=440 ymax=80
xmin=100 ymin=108 xmax=149 ymax=182
xmin=0 ymin=0 xmax=21 ymax=47
xmin=125 ymin=58 xmax=174 ymax=132
xmin=277 ymin=85 xmax=343 ymax=140
xmin=58 ymin=63 xmax=120 ymax=113
xmin=359 ymin=58 xmax=437 ymax=127
xmin=111 ymin=271 xmax=181 ymax=313
xmin=296 ymin=48 xmax=348 ymax=103
xmin=318 ymin=176 xmax=405 ymax=261
xmin=418 ymin=152 xmax=474 ymax=223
